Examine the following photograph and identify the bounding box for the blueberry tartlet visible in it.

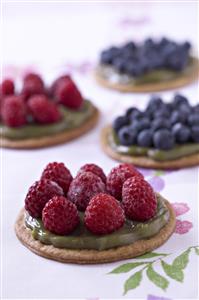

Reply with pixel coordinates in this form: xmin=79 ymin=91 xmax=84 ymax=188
xmin=0 ymin=74 xmax=99 ymax=149
xmin=15 ymin=162 xmax=175 ymax=264
xmin=95 ymin=38 xmax=199 ymax=92
xmin=101 ymin=94 xmax=199 ymax=169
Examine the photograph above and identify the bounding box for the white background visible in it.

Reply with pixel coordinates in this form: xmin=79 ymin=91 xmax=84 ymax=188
xmin=1 ymin=2 xmax=199 ymax=299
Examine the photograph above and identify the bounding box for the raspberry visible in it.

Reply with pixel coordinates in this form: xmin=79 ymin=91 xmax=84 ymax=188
xmin=22 ymin=73 xmax=45 ymax=99
xmin=55 ymin=77 xmax=83 ymax=109
xmin=0 ymin=79 xmax=15 ymax=96
xmin=67 ymin=172 xmax=106 ymax=211
xmin=25 ymin=179 xmax=64 ymax=218
xmin=77 ymin=163 xmax=106 ymax=184
xmin=41 ymin=162 xmax=73 ymax=195
xmin=28 ymin=95 xmax=61 ymax=124
xmin=50 ymin=75 xmax=71 ymax=96
xmin=1 ymin=95 xmax=27 ymax=127
xmin=84 ymin=193 xmax=125 ymax=235
xmin=122 ymin=177 xmax=157 ymax=221
xmin=106 ymin=163 xmax=143 ymax=200
xmin=42 ymin=196 xmax=79 ymax=235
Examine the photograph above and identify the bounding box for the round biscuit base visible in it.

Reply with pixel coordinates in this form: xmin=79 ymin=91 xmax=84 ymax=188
xmin=1 ymin=107 xmax=99 ymax=149
xmin=94 ymin=58 xmax=199 ymax=93
xmin=15 ymin=199 xmax=175 ymax=264
xmin=101 ymin=126 xmax=199 ymax=170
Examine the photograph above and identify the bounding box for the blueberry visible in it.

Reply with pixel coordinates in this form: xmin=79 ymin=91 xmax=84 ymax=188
xmin=170 ymin=111 xmax=187 ymax=125
xmin=191 ymin=126 xmax=199 ymax=142
xmin=100 ymin=50 xmax=113 ymax=64
xmin=126 ymin=62 xmax=142 ymax=77
xmin=153 ymin=107 xmax=170 ymax=119
xmin=153 ymin=129 xmax=175 ymax=150
xmin=118 ymin=126 xmax=137 ymax=146
xmin=137 ymin=129 xmax=153 ymax=147
xmin=152 ymin=118 xmax=171 ymax=131
xmin=112 ymin=58 xmax=126 ymax=72
xmin=193 ymin=104 xmax=199 ymax=114
xmin=172 ymin=123 xmax=191 ymax=143
xmin=147 ymin=96 xmax=163 ymax=112
xmin=113 ymin=116 xmax=129 ymax=132
xmin=188 ymin=114 xmax=199 ymax=126
xmin=173 ymin=94 xmax=189 ymax=107
xmin=129 ymin=109 xmax=144 ymax=121
xmin=123 ymin=41 xmax=137 ymax=51
xmin=182 ymin=41 xmax=191 ymax=50
xmin=130 ymin=118 xmax=150 ymax=132
xmin=126 ymin=107 xmax=139 ymax=117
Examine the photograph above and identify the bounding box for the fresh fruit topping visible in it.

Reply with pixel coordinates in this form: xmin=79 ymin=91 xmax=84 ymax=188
xmin=28 ymin=95 xmax=61 ymax=124
xmin=22 ymin=73 xmax=45 ymax=99
xmin=153 ymin=129 xmax=175 ymax=150
xmin=77 ymin=163 xmax=106 ymax=183
xmin=67 ymin=172 xmax=106 ymax=211
xmin=84 ymin=193 xmax=125 ymax=235
xmin=191 ymin=126 xmax=199 ymax=142
xmin=122 ymin=177 xmax=157 ymax=221
xmin=42 ymin=196 xmax=79 ymax=235
xmin=114 ymin=94 xmax=198 ymax=150
xmin=100 ymin=38 xmax=191 ymax=75
xmin=0 ymin=79 xmax=15 ymax=96
xmin=50 ymin=75 xmax=71 ymax=95
xmin=106 ymin=163 xmax=143 ymax=200
xmin=25 ymin=179 xmax=64 ymax=218
xmin=54 ymin=77 xmax=83 ymax=109
xmin=1 ymin=95 xmax=27 ymax=127
xmin=41 ymin=162 xmax=73 ymax=195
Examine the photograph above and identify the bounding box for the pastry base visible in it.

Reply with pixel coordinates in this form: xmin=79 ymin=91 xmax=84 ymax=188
xmin=1 ymin=107 xmax=99 ymax=149
xmin=94 ymin=58 xmax=199 ymax=92
xmin=101 ymin=126 xmax=199 ymax=169
xmin=15 ymin=200 xmax=175 ymax=264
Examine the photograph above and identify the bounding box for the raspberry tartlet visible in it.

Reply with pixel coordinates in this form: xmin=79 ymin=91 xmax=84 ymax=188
xmin=101 ymin=94 xmax=199 ymax=169
xmin=95 ymin=38 xmax=199 ymax=92
xmin=15 ymin=163 xmax=176 ymax=264
xmin=0 ymin=74 xmax=99 ymax=149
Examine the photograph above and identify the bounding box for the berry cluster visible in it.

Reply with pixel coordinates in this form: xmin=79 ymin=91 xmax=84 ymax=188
xmin=25 ymin=162 xmax=157 ymax=236
xmin=113 ymin=94 xmax=199 ymax=150
xmin=100 ymin=38 xmax=191 ymax=77
xmin=0 ymin=73 xmax=83 ymax=127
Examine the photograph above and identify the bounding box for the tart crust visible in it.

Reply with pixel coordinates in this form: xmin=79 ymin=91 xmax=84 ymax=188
xmin=1 ymin=106 xmax=99 ymax=149
xmin=15 ymin=198 xmax=175 ymax=264
xmin=94 ymin=57 xmax=199 ymax=92
xmin=101 ymin=126 xmax=199 ymax=169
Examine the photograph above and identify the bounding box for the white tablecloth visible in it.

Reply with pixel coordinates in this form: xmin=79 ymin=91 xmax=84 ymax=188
xmin=2 ymin=2 xmax=199 ymax=299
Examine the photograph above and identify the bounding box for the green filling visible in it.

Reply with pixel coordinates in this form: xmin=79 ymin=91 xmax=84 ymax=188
xmin=0 ymin=100 xmax=95 ymax=140
xmin=25 ymin=195 xmax=169 ymax=251
xmin=109 ymin=130 xmax=199 ymax=161
xmin=98 ymin=57 xmax=197 ymax=85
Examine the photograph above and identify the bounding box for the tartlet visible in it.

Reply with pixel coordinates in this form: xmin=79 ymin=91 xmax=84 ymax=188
xmin=95 ymin=38 xmax=199 ymax=92
xmin=15 ymin=162 xmax=176 ymax=264
xmin=0 ymin=74 xmax=99 ymax=149
xmin=101 ymin=94 xmax=199 ymax=169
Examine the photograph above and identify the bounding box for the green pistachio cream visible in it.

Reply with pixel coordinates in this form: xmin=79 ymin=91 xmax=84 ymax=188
xmin=25 ymin=194 xmax=169 ymax=251
xmin=109 ymin=129 xmax=199 ymax=161
xmin=97 ymin=57 xmax=197 ymax=85
xmin=0 ymin=100 xmax=95 ymax=140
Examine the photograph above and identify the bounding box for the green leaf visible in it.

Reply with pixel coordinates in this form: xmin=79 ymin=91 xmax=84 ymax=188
xmin=172 ymin=249 xmax=190 ymax=269
xmin=194 ymin=247 xmax=199 ymax=255
xmin=137 ymin=252 xmax=167 ymax=259
xmin=109 ymin=262 xmax=147 ymax=274
xmin=161 ymin=260 xmax=184 ymax=282
xmin=123 ymin=270 xmax=142 ymax=295
xmin=146 ymin=264 xmax=169 ymax=291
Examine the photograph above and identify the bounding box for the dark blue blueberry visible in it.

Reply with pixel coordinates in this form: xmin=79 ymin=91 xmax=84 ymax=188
xmin=126 ymin=107 xmax=139 ymax=117
xmin=113 ymin=58 xmax=126 ymax=72
xmin=170 ymin=111 xmax=187 ymax=125
xmin=152 ymin=118 xmax=171 ymax=131
xmin=123 ymin=41 xmax=137 ymax=51
xmin=172 ymin=123 xmax=191 ymax=143
xmin=153 ymin=107 xmax=170 ymax=119
xmin=191 ymin=126 xmax=199 ymax=143
xmin=129 ymin=109 xmax=145 ymax=121
xmin=130 ymin=118 xmax=150 ymax=132
xmin=153 ymin=129 xmax=175 ymax=150
xmin=112 ymin=116 xmax=129 ymax=132
xmin=193 ymin=104 xmax=199 ymax=114
xmin=100 ymin=50 xmax=113 ymax=64
xmin=173 ymin=94 xmax=189 ymax=107
xmin=126 ymin=62 xmax=142 ymax=77
xmin=118 ymin=126 xmax=137 ymax=146
xmin=146 ymin=96 xmax=163 ymax=112
xmin=179 ymin=103 xmax=192 ymax=115
xmin=137 ymin=129 xmax=153 ymax=147
xmin=182 ymin=41 xmax=191 ymax=50
xmin=188 ymin=114 xmax=199 ymax=126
